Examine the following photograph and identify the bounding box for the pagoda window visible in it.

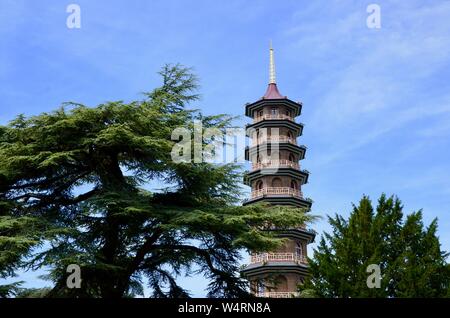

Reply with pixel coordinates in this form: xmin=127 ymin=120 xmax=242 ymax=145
xmin=258 ymin=110 xmax=263 ymax=118
xmin=288 ymin=153 xmax=296 ymax=162
xmin=255 ymin=180 xmax=263 ymax=190
xmin=287 ymin=131 xmax=293 ymax=140
xmin=271 ymin=107 xmax=278 ymax=116
xmin=257 ymin=280 xmax=265 ymax=294
xmin=275 ymin=275 xmax=288 ymax=292
xmin=272 ymin=178 xmax=282 ymax=187
xmin=295 ymin=242 xmax=303 ymax=258
xmin=290 ymin=180 xmax=298 ymax=190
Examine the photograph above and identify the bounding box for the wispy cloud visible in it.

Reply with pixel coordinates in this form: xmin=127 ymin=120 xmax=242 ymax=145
xmin=281 ymin=1 xmax=450 ymax=165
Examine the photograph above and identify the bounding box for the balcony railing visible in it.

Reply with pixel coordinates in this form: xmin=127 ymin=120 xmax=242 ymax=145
xmin=250 ymin=187 xmax=302 ymax=199
xmin=252 ymin=159 xmax=299 ymax=170
xmin=253 ymin=136 xmax=297 ymax=146
xmin=256 ymin=292 xmax=299 ymax=298
xmin=254 ymin=114 xmax=295 ymax=123
xmin=250 ymin=252 xmax=307 ymax=264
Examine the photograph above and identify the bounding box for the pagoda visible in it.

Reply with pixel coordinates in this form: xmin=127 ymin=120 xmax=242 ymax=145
xmin=240 ymin=44 xmax=315 ymax=298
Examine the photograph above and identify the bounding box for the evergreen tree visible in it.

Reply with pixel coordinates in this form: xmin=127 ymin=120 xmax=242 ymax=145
xmin=14 ymin=287 xmax=52 ymax=298
xmin=0 ymin=198 xmax=46 ymax=297
xmin=0 ymin=64 xmax=312 ymax=298
xmin=301 ymin=194 xmax=449 ymax=297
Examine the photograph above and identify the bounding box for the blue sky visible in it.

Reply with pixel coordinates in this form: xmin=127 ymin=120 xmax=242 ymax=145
xmin=1 ymin=0 xmax=450 ymax=297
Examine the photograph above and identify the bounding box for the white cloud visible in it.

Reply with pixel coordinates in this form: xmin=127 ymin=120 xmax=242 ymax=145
xmin=282 ymin=1 xmax=450 ymax=165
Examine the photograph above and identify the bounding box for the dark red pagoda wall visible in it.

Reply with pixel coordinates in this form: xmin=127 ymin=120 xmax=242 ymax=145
xmin=249 ymin=273 xmax=305 ymax=294
xmin=276 ymin=240 xmax=308 ymax=257
xmin=251 ymin=176 xmax=302 ymax=189
xmin=249 ymin=150 xmax=300 ymax=162
xmin=250 ymin=127 xmax=297 ymax=139
xmin=252 ymin=105 xmax=294 ymax=118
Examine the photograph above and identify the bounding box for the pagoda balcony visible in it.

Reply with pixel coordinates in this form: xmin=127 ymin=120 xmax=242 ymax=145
xmin=250 ymin=187 xmax=303 ymax=199
xmin=253 ymin=114 xmax=295 ymax=123
xmin=252 ymin=136 xmax=297 ymax=146
xmin=250 ymin=252 xmax=307 ymax=264
xmin=252 ymin=159 xmax=299 ymax=170
xmin=256 ymin=292 xmax=299 ymax=298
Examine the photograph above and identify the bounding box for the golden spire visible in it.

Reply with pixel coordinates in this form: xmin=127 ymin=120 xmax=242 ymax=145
xmin=269 ymin=40 xmax=276 ymax=84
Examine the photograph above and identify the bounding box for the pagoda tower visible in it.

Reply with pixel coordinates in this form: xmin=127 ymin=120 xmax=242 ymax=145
xmin=240 ymin=44 xmax=315 ymax=298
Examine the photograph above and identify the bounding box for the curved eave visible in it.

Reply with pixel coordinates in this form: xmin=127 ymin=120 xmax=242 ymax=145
xmin=277 ymin=229 xmax=316 ymax=243
xmin=242 ymin=196 xmax=312 ymax=210
xmin=240 ymin=262 xmax=309 ymax=277
xmin=246 ymin=228 xmax=316 ymax=243
xmin=245 ymin=99 xmax=302 ymax=118
xmin=244 ymin=167 xmax=309 ymax=186
xmin=245 ymin=143 xmax=307 ymax=161
xmin=246 ymin=120 xmax=304 ymax=137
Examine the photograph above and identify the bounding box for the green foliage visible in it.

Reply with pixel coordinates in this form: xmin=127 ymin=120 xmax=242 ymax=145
xmin=301 ymin=194 xmax=449 ymax=297
xmin=15 ymin=287 xmax=52 ymax=298
xmin=0 ymin=205 xmax=49 ymax=297
xmin=0 ymin=64 xmax=312 ymax=298
xmin=0 ymin=282 xmax=22 ymax=298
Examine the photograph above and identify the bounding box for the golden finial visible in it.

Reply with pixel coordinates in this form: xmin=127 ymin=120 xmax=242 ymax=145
xmin=269 ymin=41 xmax=276 ymax=84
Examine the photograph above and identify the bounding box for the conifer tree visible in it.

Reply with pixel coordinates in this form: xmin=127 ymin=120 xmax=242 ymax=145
xmin=301 ymin=194 xmax=449 ymax=297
